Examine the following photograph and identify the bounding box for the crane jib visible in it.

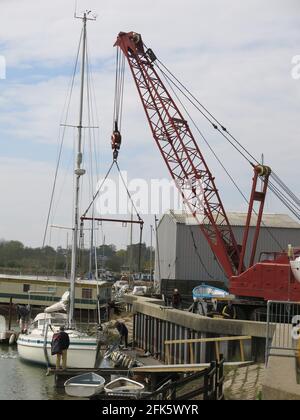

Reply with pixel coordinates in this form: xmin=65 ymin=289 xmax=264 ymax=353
xmin=114 ymin=31 xmax=275 ymax=285
xmin=114 ymin=31 xmax=243 ymax=279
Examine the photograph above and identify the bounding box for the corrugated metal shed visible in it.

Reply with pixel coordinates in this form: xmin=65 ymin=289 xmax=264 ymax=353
xmin=168 ymin=211 xmax=300 ymax=228
xmin=155 ymin=210 xmax=300 ymax=286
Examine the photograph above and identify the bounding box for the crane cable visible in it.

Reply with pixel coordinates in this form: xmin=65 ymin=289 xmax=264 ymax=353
xmin=113 ymin=47 xmax=126 ymax=131
xmin=111 ymin=48 xmax=126 ymax=161
xmin=150 ymin=51 xmax=300 ymax=220
xmin=81 ymin=160 xmax=144 ymax=225
xmin=160 ymin=69 xmax=285 ymax=253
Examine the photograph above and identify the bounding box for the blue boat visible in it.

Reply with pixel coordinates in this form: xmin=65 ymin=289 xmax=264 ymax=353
xmin=192 ymin=284 xmax=229 ymax=300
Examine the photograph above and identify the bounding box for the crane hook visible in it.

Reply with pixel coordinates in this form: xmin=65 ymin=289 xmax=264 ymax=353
xmin=111 ymin=121 xmax=122 ymax=161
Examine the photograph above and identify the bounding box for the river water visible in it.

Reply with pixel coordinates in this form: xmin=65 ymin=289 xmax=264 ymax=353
xmin=0 ymin=340 xmax=116 ymax=400
xmin=0 ymin=343 xmax=75 ymax=400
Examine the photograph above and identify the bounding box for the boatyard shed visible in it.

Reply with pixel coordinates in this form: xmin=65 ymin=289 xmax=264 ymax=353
xmin=155 ymin=210 xmax=300 ymax=286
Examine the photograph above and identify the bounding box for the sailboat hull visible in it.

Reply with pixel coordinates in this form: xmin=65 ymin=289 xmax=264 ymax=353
xmin=17 ymin=335 xmax=98 ymax=368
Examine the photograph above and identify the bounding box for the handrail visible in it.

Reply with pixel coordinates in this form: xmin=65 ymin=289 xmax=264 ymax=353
xmin=165 ymin=335 xmax=251 ymax=364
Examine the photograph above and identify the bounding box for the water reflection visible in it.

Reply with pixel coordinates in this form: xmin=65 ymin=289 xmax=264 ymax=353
xmin=0 ymin=344 xmax=86 ymax=400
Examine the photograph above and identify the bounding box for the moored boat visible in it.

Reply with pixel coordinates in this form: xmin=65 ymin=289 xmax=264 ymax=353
xmin=17 ymin=312 xmax=98 ymax=368
xmin=64 ymin=372 xmax=105 ymax=397
xmin=193 ymin=283 xmax=229 ymax=300
xmin=17 ymin=12 xmax=105 ymax=369
xmin=104 ymin=377 xmax=145 ymax=396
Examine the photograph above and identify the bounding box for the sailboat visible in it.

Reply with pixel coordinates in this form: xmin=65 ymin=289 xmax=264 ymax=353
xmin=17 ymin=12 xmax=102 ymax=369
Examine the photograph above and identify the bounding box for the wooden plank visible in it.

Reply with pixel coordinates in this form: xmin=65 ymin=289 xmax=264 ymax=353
xmin=215 ymin=342 xmax=220 ymax=363
xmin=190 ymin=343 xmax=195 ymax=364
xmin=166 ymin=344 xmax=170 ymax=364
xmin=164 ymin=335 xmax=252 ymax=345
xmin=49 ymin=367 xmax=128 ymax=375
xmin=239 ymin=340 xmax=245 ymax=362
xmin=132 ymin=364 xmax=207 ymax=373
xmin=131 ymin=361 xmax=254 ymax=373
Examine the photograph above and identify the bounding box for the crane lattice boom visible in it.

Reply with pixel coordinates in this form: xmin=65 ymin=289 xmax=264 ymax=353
xmin=115 ymin=31 xmax=241 ymax=278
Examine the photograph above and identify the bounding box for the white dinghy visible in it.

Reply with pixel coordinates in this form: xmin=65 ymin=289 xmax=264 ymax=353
xmin=64 ymin=372 xmax=105 ymax=398
xmin=104 ymin=377 xmax=144 ymax=396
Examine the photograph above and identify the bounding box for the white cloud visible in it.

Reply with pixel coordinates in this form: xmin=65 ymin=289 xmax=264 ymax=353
xmin=0 ymin=0 xmax=300 ymax=248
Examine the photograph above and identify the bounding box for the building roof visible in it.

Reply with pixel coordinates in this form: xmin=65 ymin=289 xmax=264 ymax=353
xmin=166 ymin=210 xmax=300 ymax=229
xmin=0 ymin=274 xmax=110 ymax=287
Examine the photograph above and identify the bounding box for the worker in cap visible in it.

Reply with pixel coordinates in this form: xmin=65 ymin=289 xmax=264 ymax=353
xmin=172 ymin=289 xmax=182 ymax=309
xmin=115 ymin=321 xmax=129 ymax=349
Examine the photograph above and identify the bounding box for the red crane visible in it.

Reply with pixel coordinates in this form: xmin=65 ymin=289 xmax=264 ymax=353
xmin=114 ymin=31 xmax=300 ymax=306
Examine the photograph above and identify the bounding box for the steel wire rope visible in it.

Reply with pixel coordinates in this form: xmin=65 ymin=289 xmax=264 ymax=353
xmin=268 ymin=180 xmax=300 ymax=214
xmin=113 ymin=48 xmax=126 ymax=131
xmin=150 ymin=53 xmax=260 ymax=164
xmin=157 ymin=55 xmax=300 ymax=209
xmin=115 ymin=161 xmax=143 ymax=222
xmin=158 ymin=62 xmax=285 ymax=253
xmin=42 ymin=29 xmax=84 ymax=248
xmin=150 ymin=52 xmax=300 ymax=218
xmin=271 ymin=171 xmax=300 ymax=208
xmin=41 ymin=30 xmax=84 ymax=284
xmin=81 ymin=160 xmax=116 ymax=218
xmin=86 ymin=41 xmax=98 ymax=283
xmin=86 ymin=42 xmax=101 ymax=181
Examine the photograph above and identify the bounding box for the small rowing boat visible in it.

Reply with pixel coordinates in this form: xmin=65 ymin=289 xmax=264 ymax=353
xmin=104 ymin=377 xmax=144 ymax=396
xmin=64 ymin=372 xmax=105 ymax=398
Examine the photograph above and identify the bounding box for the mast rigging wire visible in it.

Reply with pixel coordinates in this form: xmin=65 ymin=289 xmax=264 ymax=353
xmin=42 ymin=29 xmax=84 ymax=248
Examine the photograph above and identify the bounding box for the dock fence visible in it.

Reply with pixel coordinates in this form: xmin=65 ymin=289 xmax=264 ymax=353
xmin=133 ymin=311 xmax=252 ymax=364
xmin=265 ymin=300 xmax=300 ymax=365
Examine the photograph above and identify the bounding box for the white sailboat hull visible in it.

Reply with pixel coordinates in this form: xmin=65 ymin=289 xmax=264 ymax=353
xmin=64 ymin=373 xmax=105 ymax=397
xmin=291 ymin=258 xmax=300 ymax=283
xmin=0 ymin=332 xmax=7 ymax=342
xmin=17 ymin=335 xmax=98 ymax=368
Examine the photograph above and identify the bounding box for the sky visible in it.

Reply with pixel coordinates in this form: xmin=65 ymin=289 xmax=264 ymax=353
xmin=0 ymin=0 xmax=300 ymax=250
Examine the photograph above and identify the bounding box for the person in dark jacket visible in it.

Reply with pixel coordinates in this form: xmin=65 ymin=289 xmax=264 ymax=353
xmin=222 ymin=303 xmax=237 ymax=319
xmin=16 ymin=304 xmax=31 ymax=333
xmin=172 ymin=289 xmax=182 ymax=309
xmin=115 ymin=321 xmax=128 ymax=348
xmin=51 ymin=326 xmax=70 ymax=369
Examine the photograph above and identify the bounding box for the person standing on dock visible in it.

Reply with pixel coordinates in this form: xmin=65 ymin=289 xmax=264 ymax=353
xmin=172 ymin=289 xmax=182 ymax=309
xmin=51 ymin=326 xmax=70 ymax=370
xmin=16 ymin=304 xmax=31 ymax=334
xmin=222 ymin=302 xmax=237 ymax=319
xmin=115 ymin=321 xmax=128 ymax=349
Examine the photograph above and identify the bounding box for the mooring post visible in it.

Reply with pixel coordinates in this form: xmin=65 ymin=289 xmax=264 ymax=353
xmin=8 ymin=297 xmax=13 ymax=330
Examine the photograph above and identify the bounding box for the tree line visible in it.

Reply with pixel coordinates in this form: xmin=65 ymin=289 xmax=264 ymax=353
xmin=0 ymin=239 xmax=154 ymax=277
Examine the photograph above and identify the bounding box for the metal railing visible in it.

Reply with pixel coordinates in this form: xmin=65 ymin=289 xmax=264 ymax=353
xmin=265 ymin=300 xmax=300 ymax=365
xmin=146 ymin=356 xmax=224 ymax=400
xmin=90 ymin=357 xmax=224 ymax=401
xmin=164 ymin=335 xmax=251 ymax=364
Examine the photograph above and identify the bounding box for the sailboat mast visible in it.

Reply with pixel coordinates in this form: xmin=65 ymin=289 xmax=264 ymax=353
xmin=69 ymin=13 xmax=88 ymax=326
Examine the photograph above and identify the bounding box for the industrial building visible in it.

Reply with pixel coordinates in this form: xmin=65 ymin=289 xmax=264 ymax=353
xmin=155 ymin=210 xmax=300 ymax=288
